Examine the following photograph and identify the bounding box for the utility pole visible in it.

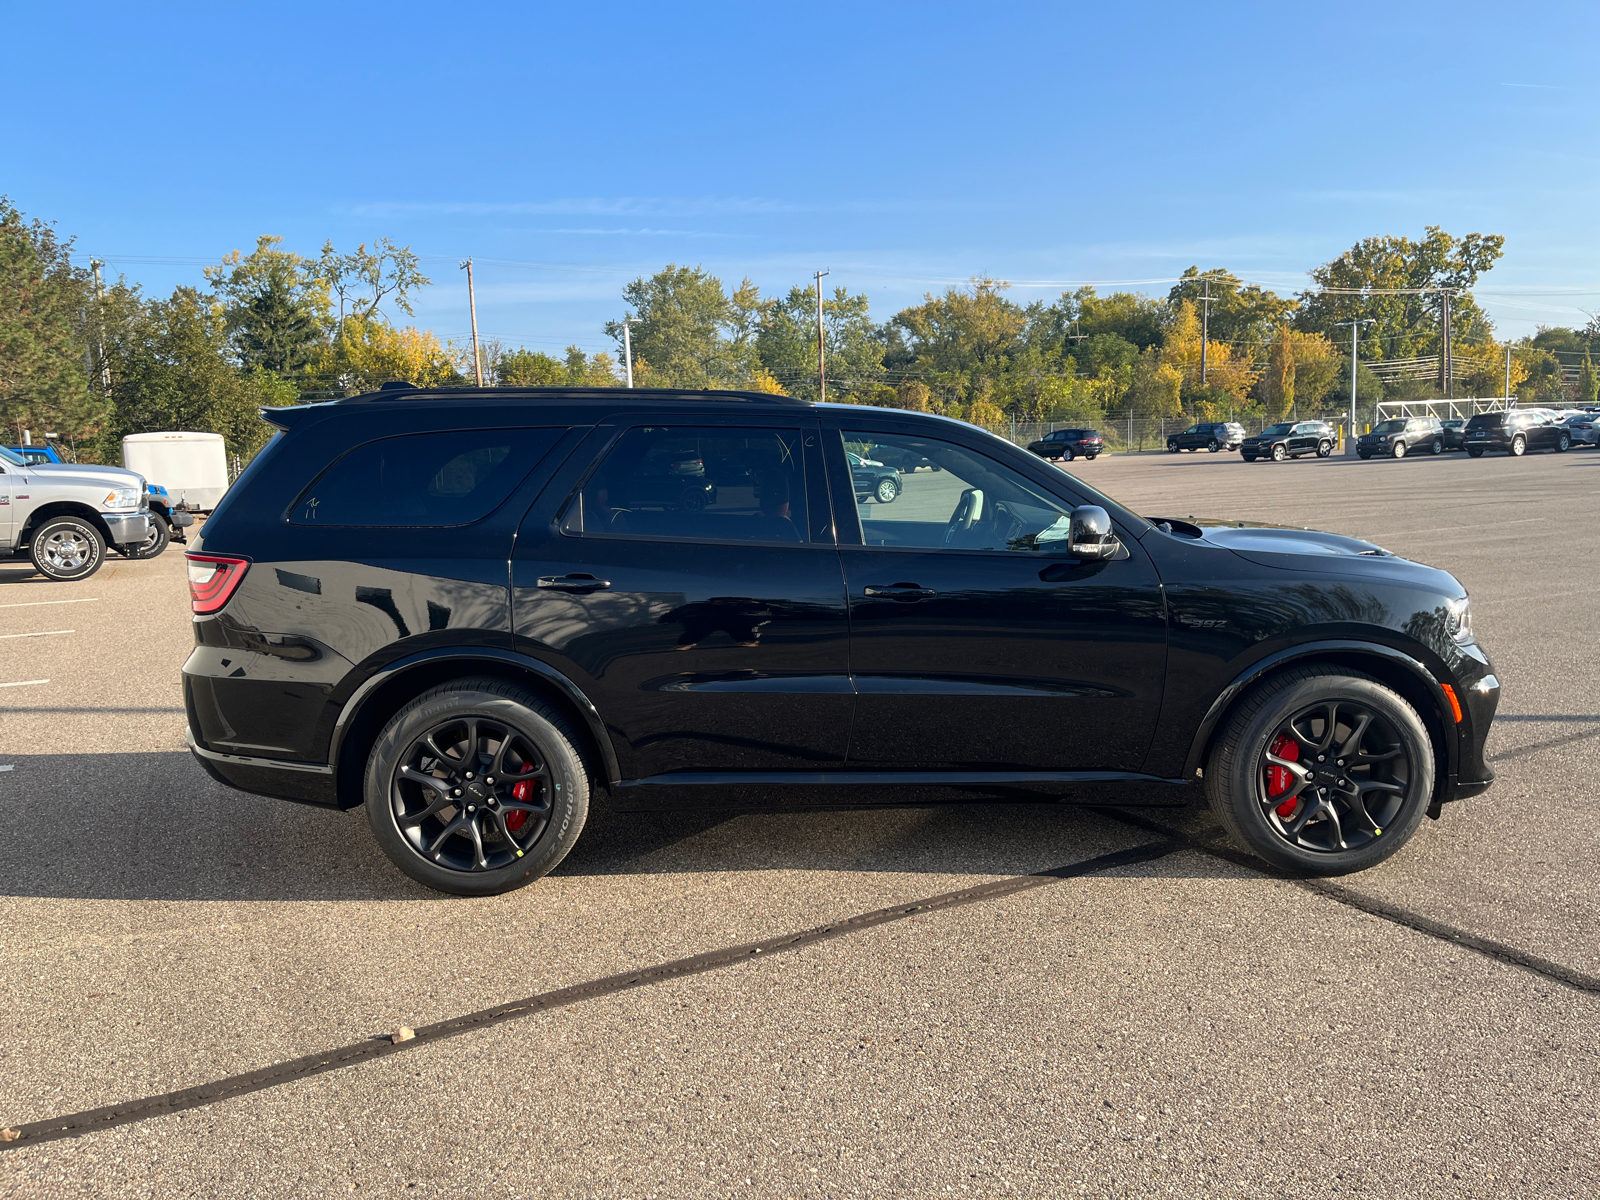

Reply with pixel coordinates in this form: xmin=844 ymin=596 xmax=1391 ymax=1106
xmin=1440 ymin=290 xmax=1453 ymax=399
xmin=1336 ymin=318 xmax=1373 ymax=456
xmin=814 ymin=269 xmax=830 ymax=402
xmin=1197 ymin=278 xmax=1217 ymax=385
xmin=90 ymin=259 xmax=110 ymax=395
xmin=1504 ymin=345 xmax=1512 ymax=404
xmin=622 ymin=317 xmax=640 ymax=388
xmin=461 ymin=259 xmax=484 ymax=387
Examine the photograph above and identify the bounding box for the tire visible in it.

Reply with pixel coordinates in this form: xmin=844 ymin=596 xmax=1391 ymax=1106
xmin=1557 ymin=433 xmax=1570 ymax=452
xmin=1467 ymin=448 xmax=1484 ymax=458
xmin=1167 ymin=440 xmax=1180 ymax=453
xmin=874 ymin=476 xmax=898 ymax=504
xmin=1510 ymin=435 xmax=1526 ymax=457
xmin=1391 ymin=440 xmax=1407 ymax=459
xmin=1085 ymin=454 xmax=1098 ymax=461
xmin=1316 ymin=441 xmax=1333 ymax=458
xmin=1431 ymin=438 xmax=1444 ymax=455
xmin=1061 ymin=447 xmax=1075 ymax=462
xmin=1208 ymin=439 xmax=1220 ymax=452
xmin=364 ymin=677 xmax=591 ymax=896
xmin=118 ymin=511 xmax=170 ymax=560
xmin=29 ymin=516 xmax=106 ymax=582
xmin=1205 ymin=666 xmax=1434 ymax=875
xmin=1270 ymin=443 xmax=1287 ymax=462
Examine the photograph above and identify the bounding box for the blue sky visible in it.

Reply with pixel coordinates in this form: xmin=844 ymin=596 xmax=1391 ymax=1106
xmin=5 ymin=1 xmax=1597 ymax=356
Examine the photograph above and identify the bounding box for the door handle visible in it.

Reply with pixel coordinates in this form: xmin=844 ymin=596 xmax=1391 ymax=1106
xmin=537 ymin=573 xmax=611 ymax=593
xmin=863 ymin=583 xmax=936 ymax=600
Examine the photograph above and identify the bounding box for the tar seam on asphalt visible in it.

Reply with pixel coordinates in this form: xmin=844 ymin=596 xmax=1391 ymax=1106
xmin=1097 ymin=808 xmax=1600 ymax=996
xmin=0 ymin=839 xmax=1181 ymax=1150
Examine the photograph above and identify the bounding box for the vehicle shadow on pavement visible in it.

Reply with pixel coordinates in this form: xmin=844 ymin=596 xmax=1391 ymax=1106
xmin=0 ymin=752 xmax=1237 ymax=902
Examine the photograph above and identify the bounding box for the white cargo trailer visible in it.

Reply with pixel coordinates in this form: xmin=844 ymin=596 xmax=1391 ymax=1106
xmin=121 ymin=431 xmax=230 ymax=512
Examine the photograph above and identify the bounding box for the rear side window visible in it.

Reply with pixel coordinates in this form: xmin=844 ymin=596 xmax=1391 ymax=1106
xmin=566 ymin=426 xmax=806 ymax=544
xmin=292 ymin=428 xmax=563 ymax=526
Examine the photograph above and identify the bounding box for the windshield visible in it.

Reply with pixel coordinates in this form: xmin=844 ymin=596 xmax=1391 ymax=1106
xmin=0 ymin=446 xmax=25 ymax=466
xmin=1260 ymin=424 xmax=1292 ymax=437
xmin=1372 ymin=420 xmax=1406 ymax=434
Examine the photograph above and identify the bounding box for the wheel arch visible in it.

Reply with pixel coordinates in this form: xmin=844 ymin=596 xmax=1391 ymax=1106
xmin=327 ymin=648 xmax=620 ymax=810
xmin=20 ymin=502 xmax=117 ymax=546
xmin=1184 ymin=641 xmax=1456 ymax=801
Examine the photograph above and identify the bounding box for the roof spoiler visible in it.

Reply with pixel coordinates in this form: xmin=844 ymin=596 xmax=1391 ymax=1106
xmin=260 ymin=402 xmax=334 ymax=431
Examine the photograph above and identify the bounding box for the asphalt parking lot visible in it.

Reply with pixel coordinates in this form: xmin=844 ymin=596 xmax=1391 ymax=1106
xmin=2 ymin=445 xmax=1597 ymax=1199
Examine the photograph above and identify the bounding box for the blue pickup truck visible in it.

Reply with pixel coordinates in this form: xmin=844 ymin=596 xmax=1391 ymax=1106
xmin=6 ymin=445 xmax=194 ymax=557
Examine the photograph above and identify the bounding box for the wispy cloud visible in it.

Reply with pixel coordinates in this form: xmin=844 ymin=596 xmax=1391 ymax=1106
xmin=339 ymin=196 xmax=930 ymax=219
xmin=1499 ymin=82 xmax=1566 ymax=90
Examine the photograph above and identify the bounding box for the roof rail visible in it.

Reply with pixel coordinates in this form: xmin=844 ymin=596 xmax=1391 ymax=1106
xmin=335 ymin=385 xmax=811 ymax=406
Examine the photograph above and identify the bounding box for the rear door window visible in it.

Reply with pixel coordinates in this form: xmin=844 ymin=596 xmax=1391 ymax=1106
xmin=291 ymin=428 xmax=563 ymax=526
xmin=565 ymin=426 xmax=808 ymax=544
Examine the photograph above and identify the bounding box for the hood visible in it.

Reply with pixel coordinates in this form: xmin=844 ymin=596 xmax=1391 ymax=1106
xmin=1146 ymin=516 xmax=1457 ymax=588
xmin=28 ymin=463 xmax=146 ymax=488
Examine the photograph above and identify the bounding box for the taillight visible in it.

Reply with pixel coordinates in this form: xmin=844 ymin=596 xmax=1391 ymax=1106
xmin=187 ymin=553 xmax=249 ymax=614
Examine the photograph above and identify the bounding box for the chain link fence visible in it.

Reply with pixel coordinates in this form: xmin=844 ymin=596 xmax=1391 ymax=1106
xmin=973 ymin=415 xmax=1358 ymax=455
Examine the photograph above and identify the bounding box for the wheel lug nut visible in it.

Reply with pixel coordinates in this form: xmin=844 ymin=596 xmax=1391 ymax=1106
xmin=1336 ymin=759 xmax=1345 ymax=767
xmin=1317 ymin=755 xmax=1325 ymax=762
xmin=453 ymin=788 xmax=462 ymax=796
xmin=467 ymin=805 xmax=476 ymax=813
xmin=485 ymin=776 xmax=494 ymax=784
xmin=465 ymin=772 xmax=474 ymax=780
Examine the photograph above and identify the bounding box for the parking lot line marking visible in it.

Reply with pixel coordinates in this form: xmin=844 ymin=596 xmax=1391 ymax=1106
xmin=0 ymin=838 xmax=1181 ymax=1150
xmin=1098 ymin=808 xmax=1600 ymax=997
xmin=0 ymin=598 xmax=98 ymax=609
xmin=0 ymin=630 xmax=72 ymax=640
xmin=0 ymin=679 xmax=49 ymax=689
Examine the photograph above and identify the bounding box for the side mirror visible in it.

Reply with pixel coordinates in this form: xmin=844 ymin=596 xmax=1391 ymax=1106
xmin=1068 ymin=505 xmax=1117 ymax=559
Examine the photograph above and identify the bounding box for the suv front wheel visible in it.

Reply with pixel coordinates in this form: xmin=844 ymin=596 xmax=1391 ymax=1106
xmin=365 ymin=677 xmax=591 ymax=896
xmin=1205 ymin=666 xmax=1434 ymax=874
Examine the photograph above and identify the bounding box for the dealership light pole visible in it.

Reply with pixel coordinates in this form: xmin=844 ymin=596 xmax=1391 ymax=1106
xmin=460 ymin=259 xmax=484 ymax=386
xmin=622 ymin=317 xmax=640 ymax=388
xmin=815 ymin=269 xmax=830 ymax=402
xmin=1337 ymin=318 xmax=1373 ymax=455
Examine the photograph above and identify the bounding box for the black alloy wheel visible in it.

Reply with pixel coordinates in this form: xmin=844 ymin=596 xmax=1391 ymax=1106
xmin=1431 ymin=438 xmax=1444 ymax=455
xmin=1391 ymin=439 xmax=1407 ymax=459
xmin=1511 ymin=435 xmax=1527 ymax=456
xmin=1271 ymin=443 xmax=1287 ymax=462
xmin=365 ymin=678 xmax=589 ymax=896
xmin=119 ymin=511 xmax=170 ymax=560
xmin=1206 ymin=667 xmax=1433 ymax=874
xmin=29 ymin=516 xmax=105 ymax=582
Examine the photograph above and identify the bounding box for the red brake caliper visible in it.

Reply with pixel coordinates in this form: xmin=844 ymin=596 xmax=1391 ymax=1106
xmin=1266 ymin=733 xmax=1301 ymax=819
xmin=506 ymin=779 xmax=536 ymax=833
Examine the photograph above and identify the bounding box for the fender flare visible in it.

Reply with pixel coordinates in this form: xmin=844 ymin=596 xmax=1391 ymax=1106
xmin=328 ymin=646 xmax=621 ymax=784
xmin=1181 ymin=639 xmax=1456 ymax=779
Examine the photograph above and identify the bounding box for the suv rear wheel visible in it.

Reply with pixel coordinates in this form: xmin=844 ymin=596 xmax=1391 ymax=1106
xmin=1430 ymin=437 xmax=1444 ymax=455
xmin=1208 ymin=438 xmax=1221 ymax=452
xmin=30 ymin=516 xmax=106 ymax=582
xmin=1205 ymin=666 xmax=1434 ymax=874
xmin=364 ymin=677 xmax=590 ymax=896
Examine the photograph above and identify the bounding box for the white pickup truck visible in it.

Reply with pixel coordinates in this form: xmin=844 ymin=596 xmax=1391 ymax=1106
xmin=0 ymin=447 xmax=152 ymax=581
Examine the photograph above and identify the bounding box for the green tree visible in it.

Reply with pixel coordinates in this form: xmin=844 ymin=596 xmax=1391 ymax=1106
xmin=1294 ymin=226 xmax=1505 ymax=361
xmin=1065 ymin=287 xmax=1167 ymax=350
xmin=0 ymin=198 xmax=98 ymax=444
xmin=608 ymin=264 xmax=752 ymax=388
xmin=1168 ymin=267 xmax=1295 ymax=350
xmin=205 ymin=236 xmax=331 ymax=377
xmin=496 ymin=348 xmax=568 ymax=386
xmin=756 ymin=283 xmax=884 ymax=401
xmin=1579 ymin=351 xmax=1599 ymax=403
xmin=892 ymin=277 xmax=1027 ymax=376
xmin=316 ymin=238 xmax=430 ymax=330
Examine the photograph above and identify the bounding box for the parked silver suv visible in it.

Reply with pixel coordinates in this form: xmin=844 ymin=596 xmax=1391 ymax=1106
xmin=0 ymin=447 xmax=151 ymax=581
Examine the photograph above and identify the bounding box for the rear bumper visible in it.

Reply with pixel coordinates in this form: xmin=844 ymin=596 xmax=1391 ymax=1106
xmin=186 ymin=727 xmax=341 ymax=808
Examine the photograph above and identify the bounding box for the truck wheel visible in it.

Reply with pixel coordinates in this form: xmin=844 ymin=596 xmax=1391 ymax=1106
xmin=1205 ymin=666 xmax=1434 ymax=875
xmin=119 ymin=512 xmax=171 ymax=560
xmin=30 ymin=517 xmax=106 ymax=582
xmin=365 ymin=677 xmax=591 ymax=896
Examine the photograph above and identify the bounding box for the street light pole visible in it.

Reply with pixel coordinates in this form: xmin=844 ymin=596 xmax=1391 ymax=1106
xmin=1336 ymin=318 xmax=1373 ymax=456
xmin=814 ymin=269 xmax=830 ymax=402
xmin=460 ymin=258 xmax=484 ymax=387
xmin=622 ymin=317 xmax=640 ymax=388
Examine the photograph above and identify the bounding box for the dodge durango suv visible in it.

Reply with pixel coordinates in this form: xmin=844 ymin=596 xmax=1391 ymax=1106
xmin=1166 ymin=422 xmax=1245 ymax=453
xmin=184 ymin=386 xmax=1499 ymax=895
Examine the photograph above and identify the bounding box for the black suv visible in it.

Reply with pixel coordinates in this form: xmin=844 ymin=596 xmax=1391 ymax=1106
xmin=1241 ymin=421 xmax=1336 ymax=462
xmin=1463 ymin=410 xmax=1571 ymax=457
xmin=1025 ymin=428 xmax=1103 ymax=462
xmin=185 ymin=387 xmax=1497 ymax=895
xmin=1166 ymin=422 xmax=1245 ymax=453
xmin=1356 ymin=417 xmax=1446 ymax=459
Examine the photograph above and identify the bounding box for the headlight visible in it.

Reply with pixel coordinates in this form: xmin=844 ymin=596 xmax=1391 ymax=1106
xmin=1446 ymin=596 xmax=1473 ymax=645
xmin=103 ymin=488 xmax=141 ymax=511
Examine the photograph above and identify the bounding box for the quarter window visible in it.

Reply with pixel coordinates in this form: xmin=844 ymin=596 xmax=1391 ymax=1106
xmin=291 ymin=428 xmax=562 ymax=527
xmin=566 ymin=426 xmax=806 ymax=543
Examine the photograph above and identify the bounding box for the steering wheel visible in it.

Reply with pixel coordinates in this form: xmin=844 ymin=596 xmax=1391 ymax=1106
xmin=944 ymin=488 xmax=985 ymax=546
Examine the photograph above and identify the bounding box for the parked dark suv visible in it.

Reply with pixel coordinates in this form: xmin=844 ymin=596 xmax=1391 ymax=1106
xmin=1166 ymin=422 xmax=1245 ymax=453
xmin=1463 ymin=410 xmax=1571 ymax=457
xmin=1356 ymin=417 xmax=1446 ymax=459
xmin=1025 ymin=428 xmax=1103 ymax=462
xmin=185 ymin=387 xmax=1498 ymax=895
xmin=1241 ymin=421 xmax=1336 ymax=462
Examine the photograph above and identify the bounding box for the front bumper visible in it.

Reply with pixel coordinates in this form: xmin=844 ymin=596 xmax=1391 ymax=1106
xmin=102 ymin=512 xmax=150 ymax=544
xmin=1442 ymin=646 xmax=1499 ymax=807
